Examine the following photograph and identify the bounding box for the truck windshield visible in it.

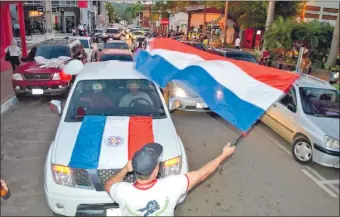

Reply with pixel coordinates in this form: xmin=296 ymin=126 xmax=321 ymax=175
xmin=299 ymin=87 xmax=339 ymax=118
xmin=35 ymin=46 xmax=71 ymax=59
xmin=65 ymin=79 xmax=166 ymax=122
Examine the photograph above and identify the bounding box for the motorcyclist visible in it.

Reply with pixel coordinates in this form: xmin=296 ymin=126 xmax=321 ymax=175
xmin=260 ymin=48 xmax=270 ymax=65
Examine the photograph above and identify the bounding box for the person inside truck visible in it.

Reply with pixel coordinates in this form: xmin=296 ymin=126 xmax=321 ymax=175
xmin=79 ymin=82 xmax=114 ymax=111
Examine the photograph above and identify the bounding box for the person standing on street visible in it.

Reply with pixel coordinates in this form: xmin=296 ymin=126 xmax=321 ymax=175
xmin=235 ymin=36 xmax=241 ymax=49
xmin=104 ymin=142 xmax=235 ymax=216
xmin=4 ymin=38 xmax=21 ymax=71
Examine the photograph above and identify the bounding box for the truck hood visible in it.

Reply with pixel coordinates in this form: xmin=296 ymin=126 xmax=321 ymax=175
xmin=52 ymin=118 xmax=181 ymax=169
xmin=308 ymin=116 xmax=340 ymax=139
xmin=16 ymin=61 xmax=62 ymax=74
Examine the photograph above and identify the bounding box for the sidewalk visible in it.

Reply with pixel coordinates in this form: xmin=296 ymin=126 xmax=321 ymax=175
xmin=1 ymin=68 xmax=15 ymax=109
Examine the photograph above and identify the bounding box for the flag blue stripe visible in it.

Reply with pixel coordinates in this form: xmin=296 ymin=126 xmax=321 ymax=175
xmin=69 ymin=116 xmax=107 ymax=169
xmin=135 ymin=51 xmax=264 ymax=132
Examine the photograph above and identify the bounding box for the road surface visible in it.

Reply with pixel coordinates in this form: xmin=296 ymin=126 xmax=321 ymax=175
xmin=1 ymin=98 xmax=339 ymax=216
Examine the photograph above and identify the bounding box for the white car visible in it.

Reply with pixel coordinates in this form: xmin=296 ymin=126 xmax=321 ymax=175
xmin=72 ymin=36 xmax=97 ymax=62
xmin=44 ymin=61 xmax=189 ymax=216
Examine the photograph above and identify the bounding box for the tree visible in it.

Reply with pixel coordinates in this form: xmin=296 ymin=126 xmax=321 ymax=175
xmin=123 ymin=3 xmax=143 ymax=22
xmin=293 ymin=20 xmax=334 ymax=56
xmin=326 ymin=11 xmax=340 ymax=67
xmin=263 ymin=16 xmax=297 ymax=54
xmin=105 ymin=2 xmax=116 ymax=23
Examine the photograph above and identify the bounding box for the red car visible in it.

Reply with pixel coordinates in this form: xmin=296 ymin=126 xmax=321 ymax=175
xmin=12 ymin=39 xmax=87 ymax=100
xmin=97 ymin=49 xmax=133 ymax=62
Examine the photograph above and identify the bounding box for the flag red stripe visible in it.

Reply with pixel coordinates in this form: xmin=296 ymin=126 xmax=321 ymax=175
xmin=149 ymin=38 xmax=299 ymax=93
xmin=128 ymin=116 xmax=154 ymax=160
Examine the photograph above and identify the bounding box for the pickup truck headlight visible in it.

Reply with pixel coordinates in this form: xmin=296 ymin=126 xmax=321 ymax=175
xmin=12 ymin=73 xmax=23 ymax=81
xmin=161 ymin=156 xmax=181 ymax=177
xmin=174 ymin=87 xmax=187 ymax=97
xmin=52 ymin=73 xmax=60 ymax=80
xmin=325 ymin=136 xmax=339 ymax=149
xmin=52 ymin=164 xmax=74 ymax=187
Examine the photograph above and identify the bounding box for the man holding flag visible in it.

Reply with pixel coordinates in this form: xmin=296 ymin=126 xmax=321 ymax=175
xmin=105 ymin=142 xmax=235 ymax=216
xmin=104 ymin=38 xmax=298 ymax=216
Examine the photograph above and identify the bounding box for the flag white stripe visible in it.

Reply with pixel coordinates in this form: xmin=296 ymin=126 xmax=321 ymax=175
xmin=149 ymin=49 xmax=284 ymax=110
xmin=97 ymin=116 xmax=130 ymax=169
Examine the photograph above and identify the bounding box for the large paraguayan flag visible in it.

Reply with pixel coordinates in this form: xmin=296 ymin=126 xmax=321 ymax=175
xmin=134 ymin=38 xmax=299 ymax=132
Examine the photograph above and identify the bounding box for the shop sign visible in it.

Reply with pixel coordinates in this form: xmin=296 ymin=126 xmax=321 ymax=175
xmin=161 ymin=18 xmax=169 ymax=25
xmin=52 ymin=8 xmax=57 ymax=13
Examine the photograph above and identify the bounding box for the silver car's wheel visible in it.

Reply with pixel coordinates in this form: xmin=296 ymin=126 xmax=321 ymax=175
xmin=292 ymin=136 xmax=313 ymax=164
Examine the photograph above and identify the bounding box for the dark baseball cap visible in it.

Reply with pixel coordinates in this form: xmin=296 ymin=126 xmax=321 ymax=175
xmin=132 ymin=143 xmax=163 ymax=176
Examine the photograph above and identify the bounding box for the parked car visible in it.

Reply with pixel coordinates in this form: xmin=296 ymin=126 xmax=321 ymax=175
xmin=97 ymin=49 xmax=133 ymax=62
xmin=45 ymin=61 xmax=189 ymax=216
xmin=71 ymin=36 xmax=98 ymax=62
xmin=261 ymin=74 xmax=339 ymax=167
xmin=162 ymin=44 xmax=255 ymax=112
xmin=212 ymin=47 xmax=258 ymax=64
xmin=179 ymin=40 xmax=207 ymax=51
xmin=12 ymin=39 xmax=87 ymax=100
xmin=103 ymin=40 xmax=129 ymax=50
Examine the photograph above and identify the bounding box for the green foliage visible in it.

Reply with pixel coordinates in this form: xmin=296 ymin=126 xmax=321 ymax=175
xmin=123 ymin=3 xmax=143 ymax=22
xmin=264 ymin=16 xmax=298 ymax=52
xmin=293 ymin=20 xmax=334 ymax=55
xmin=105 ymin=2 xmax=116 ymax=23
xmin=228 ymin=1 xmax=303 ymax=29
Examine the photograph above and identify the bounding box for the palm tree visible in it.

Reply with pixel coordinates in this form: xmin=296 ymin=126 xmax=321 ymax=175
xmin=264 ymin=16 xmax=297 ymax=54
xmin=326 ymin=12 xmax=339 ymax=67
xmin=262 ymin=0 xmax=276 ymax=50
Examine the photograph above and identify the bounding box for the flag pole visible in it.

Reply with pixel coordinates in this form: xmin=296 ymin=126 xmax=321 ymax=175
xmin=230 ymin=119 xmax=258 ymax=146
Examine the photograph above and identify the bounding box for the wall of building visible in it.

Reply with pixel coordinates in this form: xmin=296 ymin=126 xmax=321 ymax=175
xmin=169 ymin=12 xmax=188 ymax=33
xmin=303 ymin=0 xmax=339 ymax=26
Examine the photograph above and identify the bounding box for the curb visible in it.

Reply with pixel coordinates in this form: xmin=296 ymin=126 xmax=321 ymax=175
xmin=1 ymin=96 xmax=18 ymax=115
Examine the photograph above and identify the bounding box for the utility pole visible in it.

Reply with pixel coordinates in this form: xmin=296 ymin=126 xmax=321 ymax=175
xmin=44 ymin=0 xmax=54 ymax=39
xmin=263 ymin=0 xmax=275 ymax=51
xmin=223 ymin=0 xmax=228 ymax=46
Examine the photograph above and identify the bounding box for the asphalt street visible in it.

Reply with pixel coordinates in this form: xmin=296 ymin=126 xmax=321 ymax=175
xmin=1 ymin=98 xmax=339 ymax=216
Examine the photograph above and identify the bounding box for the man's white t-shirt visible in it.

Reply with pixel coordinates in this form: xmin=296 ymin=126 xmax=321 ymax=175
xmin=109 ymin=175 xmax=189 ymax=216
xmin=235 ymin=38 xmax=241 ymax=47
xmin=118 ymin=92 xmax=153 ymax=107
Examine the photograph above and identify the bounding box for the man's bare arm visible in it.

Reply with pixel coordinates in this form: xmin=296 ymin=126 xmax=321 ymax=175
xmin=186 ymin=143 xmax=235 ymax=192
xmin=104 ymin=161 xmax=133 ymax=193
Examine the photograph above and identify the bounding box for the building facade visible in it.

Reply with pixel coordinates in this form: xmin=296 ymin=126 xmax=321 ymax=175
xmin=301 ymin=1 xmax=339 ymax=26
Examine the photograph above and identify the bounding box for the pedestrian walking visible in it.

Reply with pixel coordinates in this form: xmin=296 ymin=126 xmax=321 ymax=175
xmin=235 ymin=36 xmax=241 ymax=49
xmin=104 ymin=142 xmax=235 ymax=216
xmin=4 ymin=38 xmax=21 ymax=71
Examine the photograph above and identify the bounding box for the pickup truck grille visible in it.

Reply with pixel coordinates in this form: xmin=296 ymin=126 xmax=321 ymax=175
xmin=23 ymin=73 xmax=52 ymax=80
xmin=97 ymin=169 xmax=136 ymax=185
xmin=73 ymin=169 xmax=93 ymax=187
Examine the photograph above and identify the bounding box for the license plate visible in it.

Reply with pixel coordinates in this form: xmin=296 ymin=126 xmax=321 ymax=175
xmin=106 ymin=208 xmax=122 ymax=216
xmin=197 ymin=102 xmax=207 ymax=108
xmin=32 ymin=89 xmax=43 ymax=95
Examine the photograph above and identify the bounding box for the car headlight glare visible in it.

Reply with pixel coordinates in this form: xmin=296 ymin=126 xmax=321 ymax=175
xmin=174 ymin=87 xmax=187 ymax=97
xmin=324 ymin=136 xmax=339 ymax=149
xmin=52 ymin=164 xmax=74 ymax=187
xmin=161 ymin=156 xmax=181 ymax=177
xmin=52 ymin=72 xmax=60 ymax=80
xmin=12 ymin=73 xmax=23 ymax=81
